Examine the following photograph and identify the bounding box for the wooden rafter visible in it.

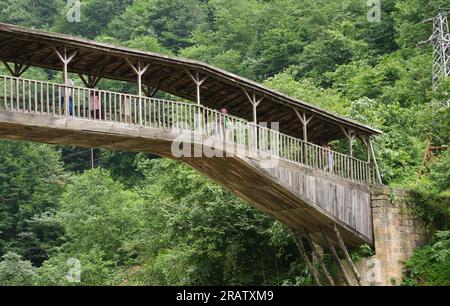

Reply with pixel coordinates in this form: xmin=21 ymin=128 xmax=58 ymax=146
xmin=320 ymin=226 xmax=353 ymax=286
xmin=333 ymin=223 xmax=361 ymax=286
xmin=292 ymin=231 xmax=322 ymax=286
xmin=303 ymin=227 xmax=335 ymax=286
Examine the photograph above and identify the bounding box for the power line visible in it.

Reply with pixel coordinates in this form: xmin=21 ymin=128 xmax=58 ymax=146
xmin=65 ymin=157 xmax=102 ymax=171
xmin=334 ymin=78 xmax=429 ymax=88
xmin=60 ymin=149 xmax=92 ymax=161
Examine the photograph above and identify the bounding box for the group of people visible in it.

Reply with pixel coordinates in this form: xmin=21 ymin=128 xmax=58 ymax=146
xmin=215 ymin=107 xmax=335 ymax=174
xmin=61 ymin=78 xmax=335 ymax=172
xmin=61 ymin=78 xmax=131 ymax=122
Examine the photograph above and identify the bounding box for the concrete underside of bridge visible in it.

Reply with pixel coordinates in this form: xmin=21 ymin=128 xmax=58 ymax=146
xmin=0 ymin=111 xmax=373 ymax=249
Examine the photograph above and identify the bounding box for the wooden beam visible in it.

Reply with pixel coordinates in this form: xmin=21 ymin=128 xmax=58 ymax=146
xmin=242 ymin=88 xmax=263 ymax=124
xmin=78 ymin=74 xmax=90 ymax=88
xmin=39 ymin=49 xmax=55 ymax=63
xmin=3 ymin=61 xmax=30 ymax=77
xmin=125 ymin=58 xmax=150 ymax=76
xmin=185 ymin=70 xmax=209 ymax=105
xmin=51 ymin=46 xmax=78 ymax=65
xmin=185 ymin=70 xmax=209 ymax=86
xmin=2 ymin=61 xmax=15 ymax=76
xmin=19 ymin=45 xmax=51 ymax=61
xmin=78 ymin=73 xmax=101 ymax=88
xmin=319 ymin=226 xmax=352 ymax=286
xmin=368 ymin=138 xmax=382 ymax=184
xmin=304 ymin=227 xmax=335 ymax=286
xmin=292 ymin=231 xmax=322 ymax=286
xmin=113 ymin=59 xmax=129 ymax=76
xmin=0 ymin=37 xmax=15 ymax=52
xmin=142 ymin=76 xmax=163 ymax=97
xmin=358 ymin=133 xmax=371 ymax=163
xmin=333 ymin=223 xmax=361 ymax=286
xmin=294 ymin=109 xmax=313 ymax=142
xmin=201 ymin=84 xmax=226 ymax=102
xmin=340 ymin=126 xmax=355 ymax=157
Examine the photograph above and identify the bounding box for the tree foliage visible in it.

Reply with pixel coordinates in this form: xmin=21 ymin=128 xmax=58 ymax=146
xmin=0 ymin=0 xmax=448 ymax=286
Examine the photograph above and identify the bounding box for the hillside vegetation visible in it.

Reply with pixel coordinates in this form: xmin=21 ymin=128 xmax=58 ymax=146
xmin=0 ymin=0 xmax=448 ymax=285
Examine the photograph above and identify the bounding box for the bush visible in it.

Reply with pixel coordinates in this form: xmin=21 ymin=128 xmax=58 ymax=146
xmin=403 ymin=231 xmax=450 ymax=286
xmin=0 ymin=252 xmax=35 ymax=286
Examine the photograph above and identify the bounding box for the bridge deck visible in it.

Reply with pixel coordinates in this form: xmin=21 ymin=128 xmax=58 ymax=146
xmin=0 ymin=76 xmax=374 ymax=247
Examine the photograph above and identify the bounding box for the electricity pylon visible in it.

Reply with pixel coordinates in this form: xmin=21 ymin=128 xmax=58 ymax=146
xmin=419 ymin=12 xmax=450 ymax=107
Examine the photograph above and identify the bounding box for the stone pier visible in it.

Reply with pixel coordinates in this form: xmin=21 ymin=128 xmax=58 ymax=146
xmin=355 ymin=187 xmax=429 ymax=286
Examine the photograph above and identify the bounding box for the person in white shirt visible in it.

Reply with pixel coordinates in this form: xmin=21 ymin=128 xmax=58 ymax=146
xmin=61 ymin=78 xmax=74 ymax=116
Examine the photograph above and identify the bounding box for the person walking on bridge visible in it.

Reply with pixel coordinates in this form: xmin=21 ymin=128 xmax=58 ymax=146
xmin=121 ymin=95 xmax=131 ymax=124
xmin=89 ymin=89 xmax=102 ymax=120
xmin=217 ymin=107 xmax=232 ymax=142
xmin=61 ymin=78 xmax=74 ymax=116
xmin=324 ymin=144 xmax=334 ymax=173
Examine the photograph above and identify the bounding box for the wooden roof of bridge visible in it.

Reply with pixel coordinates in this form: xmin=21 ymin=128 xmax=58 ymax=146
xmin=0 ymin=23 xmax=381 ymax=143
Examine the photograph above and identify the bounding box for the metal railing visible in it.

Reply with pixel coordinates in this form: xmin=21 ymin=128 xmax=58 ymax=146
xmin=0 ymin=75 xmax=376 ymax=184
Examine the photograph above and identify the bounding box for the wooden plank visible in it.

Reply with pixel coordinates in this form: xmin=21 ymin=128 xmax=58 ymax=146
xmin=320 ymin=225 xmax=352 ymax=286
xmin=303 ymin=227 xmax=335 ymax=286
xmin=292 ymin=232 xmax=322 ymax=286
xmin=333 ymin=223 xmax=362 ymax=286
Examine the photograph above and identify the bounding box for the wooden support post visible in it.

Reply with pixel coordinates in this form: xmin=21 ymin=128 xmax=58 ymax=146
xmin=359 ymin=134 xmax=371 ymax=163
xmin=368 ymin=138 xmax=382 ymax=184
xmin=303 ymin=228 xmax=335 ymax=286
xmin=332 ymin=223 xmax=361 ymax=286
xmin=186 ymin=70 xmax=209 ymax=105
xmin=319 ymin=226 xmax=353 ymax=286
xmin=3 ymin=61 xmax=30 ymax=77
xmin=242 ymin=89 xmax=263 ymax=150
xmin=358 ymin=134 xmax=372 ymax=183
xmin=242 ymin=89 xmax=264 ymax=124
xmin=186 ymin=70 xmax=209 ymax=133
xmin=340 ymin=126 xmax=356 ymax=179
xmin=340 ymin=127 xmax=355 ymax=157
xmin=126 ymin=58 xmax=151 ymax=126
xmin=291 ymin=231 xmax=322 ymax=286
xmin=52 ymin=46 xmax=78 ymax=116
xmin=78 ymin=73 xmax=102 ymax=89
xmin=294 ymin=109 xmax=313 ymax=142
xmin=142 ymin=77 xmax=161 ymax=98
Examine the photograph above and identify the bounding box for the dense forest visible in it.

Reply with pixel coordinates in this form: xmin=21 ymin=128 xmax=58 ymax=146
xmin=0 ymin=0 xmax=448 ymax=286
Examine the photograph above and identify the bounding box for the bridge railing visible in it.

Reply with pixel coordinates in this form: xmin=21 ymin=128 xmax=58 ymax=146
xmin=0 ymin=74 xmax=376 ymax=184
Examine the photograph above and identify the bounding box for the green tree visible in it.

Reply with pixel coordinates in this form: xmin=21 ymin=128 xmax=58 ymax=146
xmin=0 ymin=252 xmax=35 ymax=286
xmin=56 ymin=169 xmax=143 ymax=262
xmin=33 ymin=247 xmax=120 ymax=286
xmin=54 ymin=0 xmax=132 ymax=38
xmin=106 ymin=0 xmax=206 ymax=51
xmin=0 ymin=141 xmax=65 ymax=264
xmin=126 ymin=158 xmax=304 ymax=285
xmin=0 ymin=0 xmax=61 ymax=29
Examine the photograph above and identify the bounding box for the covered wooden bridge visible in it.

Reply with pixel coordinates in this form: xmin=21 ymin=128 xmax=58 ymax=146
xmin=0 ymin=23 xmax=383 ymax=285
